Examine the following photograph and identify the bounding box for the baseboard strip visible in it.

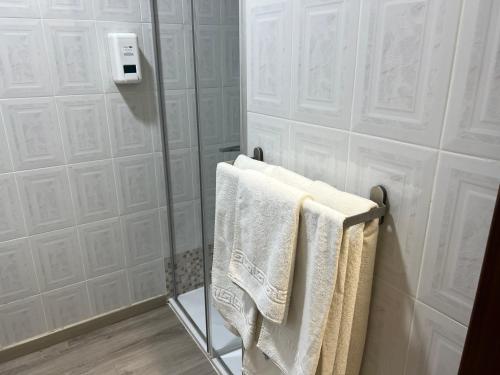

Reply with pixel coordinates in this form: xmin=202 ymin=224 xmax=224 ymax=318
xmin=0 ymin=295 xmax=167 ymax=364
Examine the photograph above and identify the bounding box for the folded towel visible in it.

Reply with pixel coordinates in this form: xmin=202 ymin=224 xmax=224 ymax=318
xmin=228 ymin=169 xmax=311 ymax=324
xmin=211 ymin=162 xmax=258 ymax=348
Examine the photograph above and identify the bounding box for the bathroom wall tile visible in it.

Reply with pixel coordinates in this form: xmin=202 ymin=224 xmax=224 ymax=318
xmin=352 ymin=0 xmax=462 ymax=147
xmin=418 ymin=152 xmax=500 ymax=325
xmin=164 ymin=90 xmax=190 ymax=150
xmin=43 ymin=282 xmax=91 ymax=331
xmin=196 ymin=25 xmax=221 ymax=88
xmin=44 ymin=20 xmax=102 ymax=95
xmin=128 ymin=258 xmax=166 ymax=303
xmin=442 ymin=0 xmax=500 ymax=160
xmin=56 ymin=95 xmax=111 ymax=164
xmin=106 ymin=93 xmax=153 ymax=157
xmin=39 ymin=0 xmax=94 ymax=19
xmin=140 ymin=23 xmax=157 ymax=94
xmin=0 ymin=19 xmax=52 ymax=98
xmin=169 ymin=149 xmax=195 ymax=203
xmin=95 ymin=21 xmax=145 ymax=92
xmin=156 ymin=0 xmax=184 ymax=23
xmin=187 ymin=89 xmax=198 ymax=147
xmin=114 ymin=154 xmax=157 ymax=215
xmin=31 ymin=228 xmax=84 ymax=291
xmin=198 ymin=88 xmax=223 ymax=146
xmin=159 ymin=206 xmax=171 ymax=258
xmin=3 ymin=98 xmax=65 ymax=170
xmin=159 ymin=24 xmax=187 ymax=90
xmin=221 ymin=0 xmax=239 ymax=25
xmin=173 ymin=200 xmax=202 ymax=253
xmin=289 ymin=122 xmax=348 ymax=188
xmin=154 ymin=152 xmax=167 ymax=207
xmin=93 ymin=0 xmax=141 ymax=22
xmin=0 ymin=0 xmax=40 ymax=18
xmin=0 ymin=121 xmax=12 ymax=173
xmin=68 ymin=160 xmax=118 ymax=224
xmin=222 ymin=86 xmax=240 ymax=144
xmin=183 ymin=0 xmax=193 ymax=24
xmin=88 ymin=270 xmax=130 ymax=315
xmin=194 ymin=0 xmax=221 ymax=25
xmin=199 ymin=145 xmax=223 ymax=192
xmin=140 ymin=0 xmax=151 ymax=21
xmin=247 ymin=112 xmax=290 ymax=167
xmin=17 ymin=167 xmax=75 ymax=235
xmin=0 ymin=174 xmax=26 ymax=242
xmin=221 ymin=26 xmax=239 ymax=87
xmin=246 ymin=0 xmax=292 ymax=117
xmin=360 ymin=278 xmax=414 ymax=375
xmin=291 ymin=0 xmax=360 ymax=129
xmin=184 ymin=26 xmax=195 ymax=89
xmin=0 ymin=296 xmax=46 ymax=348
xmin=0 ymin=239 xmax=38 ymax=305
xmin=405 ymin=302 xmax=467 ymax=375
xmin=79 ymin=218 xmax=125 ymax=278
xmin=346 ymin=134 xmax=437 ymax=295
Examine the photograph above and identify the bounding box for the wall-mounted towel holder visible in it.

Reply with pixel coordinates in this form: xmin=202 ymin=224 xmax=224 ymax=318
xmin=246 ymin=146 xmax=387 ymax=227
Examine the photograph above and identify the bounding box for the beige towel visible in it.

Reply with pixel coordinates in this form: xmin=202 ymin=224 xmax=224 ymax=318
xmin=211 ymin=162 xmax=257 ymax=348
xmin=244 ymin=200 xmax=346 ymax=375
xmin=228 ymin=169 xmax=311 ymax=324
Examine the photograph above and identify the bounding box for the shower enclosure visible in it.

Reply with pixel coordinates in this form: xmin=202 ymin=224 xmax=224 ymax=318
xmin=151 ymin=0 xmax=243 ymax=373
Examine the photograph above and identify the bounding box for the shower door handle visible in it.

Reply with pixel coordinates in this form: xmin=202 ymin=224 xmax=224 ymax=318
xmin=218 ymin=145 xmax=240 ymax=153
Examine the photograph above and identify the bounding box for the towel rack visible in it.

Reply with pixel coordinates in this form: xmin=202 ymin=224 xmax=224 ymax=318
xmin=236 ymin=147 xmax=387 ymax=227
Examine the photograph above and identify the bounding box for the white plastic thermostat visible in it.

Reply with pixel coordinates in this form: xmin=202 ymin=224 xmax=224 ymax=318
xmin=108 ymin=33 xmax=142 ymax=84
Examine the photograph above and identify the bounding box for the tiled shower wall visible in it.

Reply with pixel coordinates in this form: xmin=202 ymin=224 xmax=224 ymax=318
xmin=244 ymin=0 xmax=500 ymax=374
xmin=0 ymin=0 xmax=168 ymax=349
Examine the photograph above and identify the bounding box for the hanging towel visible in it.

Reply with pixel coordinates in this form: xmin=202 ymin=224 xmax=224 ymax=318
xmin=243 ymin=200 xmax=345 ymax=375
xmin=228 ymin=169 xmax=311 ymax=324
xmin=211 ymin=162 xmax=258 ymax=348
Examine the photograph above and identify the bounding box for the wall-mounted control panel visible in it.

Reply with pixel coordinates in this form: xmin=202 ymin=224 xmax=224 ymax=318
xmin=108 ymin=33 xmax=142 ymax=84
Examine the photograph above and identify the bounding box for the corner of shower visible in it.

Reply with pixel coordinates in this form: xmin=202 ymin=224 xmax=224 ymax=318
xmin=150 ymin=0 xmax=243 ymax=373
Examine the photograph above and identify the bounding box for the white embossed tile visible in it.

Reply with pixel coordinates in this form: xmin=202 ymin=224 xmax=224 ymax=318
xmin=3 ymin=98 xmax=65 ymax=170
xmin=221 ymin=0 xmax=239 ymax=25
xmin=442 ymin=0 xmax=500 ymax=160
xmin=114 ymin=154 xmax=157 ymax=214
xmin=160 ymin=24 xmax=187 ymax=90
xmin=0 ymin=19 xmax=52 ymax=98
xmin=159 ymin=206 xmax=171 ymax=258
xmin=346 ymin=134 xmax=437 ymax=295
xmin=222 ymin=26 xmax=239 ymax=87
xmin=0 ymin=120 xmax=12 ymax=173
xmin=122 ymin=209 xmax=162 ymax=267
xmin=352 ymin=0 xmax=461 ymax=147
xmin=0 ymin=296 xmax=46 ymax=348
xmin=93 ymin=0 xmax=141 ymax=22
xmin=0 ymin=239 xmax=38 ymax=305
xmin=196 ymin=25 xmax=221 ymax=88
xmin=360 ymin=278 xmax=414 ymax=375
xmin=405 ymin=302 xmax=466 ymax=375
xmin=184 ymin=26 xmax=195 ymax=89
xmin=199 ymin=145 xmax=223 ymax=192
xmin=0 ymin=174 xmax=26 ymax=242
xmin=31 ymin=228 xmax=85 ymax=292
xmin=291 ymin=0 xmax=360 ymax=129
xmin=183 ymin=0 xmax=193 ymax=24
xmin=246 ymin=0 xmax=292 ymax=117
xmin=168 ymin=148 xmax=195 ymax=203
xmin=173 ymin=200 xmax=201 ymax=253
xmin=56 ymin=95 xmax=111 ymax=163
xmin=106 ymin=93 xmax=153 ymax=157
xmin=42 ymin=282 xmax=91 ymax=331
xmin=68 ymin=160 xmax=119 ymax=224
xmin=154 ymin=152 xmax=167 ymax=207
xmin=0 ymin=0 xmax=40 ymax=18
xmin=198 ymin=88 xmax=223 ymax=146
xmin=44 ymin=20 xmax=102 ymax=95
xmin=164 ymin=90 xmax=190 ymax=150
xmin=79 ymin=218 xmax=125 ymax=278
xmin=127 ymin=258 xmax=166 ymax=303
xmin=247 ymin=112 xmax=290 ymax=167
xmin=88 ymin=270 xmax=130 ymax=315
xmin=39 ymin=0 xmax=93 ymax=19
xmin=194 ymin=0 xmax=221 ymax=25
xmin=156 ymin=0 xmax=184 ymax=23
xmin=418 ymin=152 xmax=500 ymax=325
xmin=16 ymin=167 xmax=75 ymax=235
xmin=222 ymin=86 xmax=240 ymax=144
xmin=289 ymin=122 xmax=348 ymax=188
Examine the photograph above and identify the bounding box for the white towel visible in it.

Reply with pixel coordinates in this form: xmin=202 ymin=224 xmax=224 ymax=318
xmin=228 ymin=169 xmax=311 ymax=324
xmin=211 ymin=162 xmax=258 ymax=348
xmin=244 ymin=200 xmax=346 ymax=375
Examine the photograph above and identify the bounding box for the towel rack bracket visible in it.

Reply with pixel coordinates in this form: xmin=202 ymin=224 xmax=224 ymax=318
xmin=253 ymin=147 xmax=264 ymax=162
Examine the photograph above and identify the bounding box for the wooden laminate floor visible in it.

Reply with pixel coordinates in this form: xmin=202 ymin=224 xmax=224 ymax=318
xmin=0 ymin=307 xmax=216 ymax=375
